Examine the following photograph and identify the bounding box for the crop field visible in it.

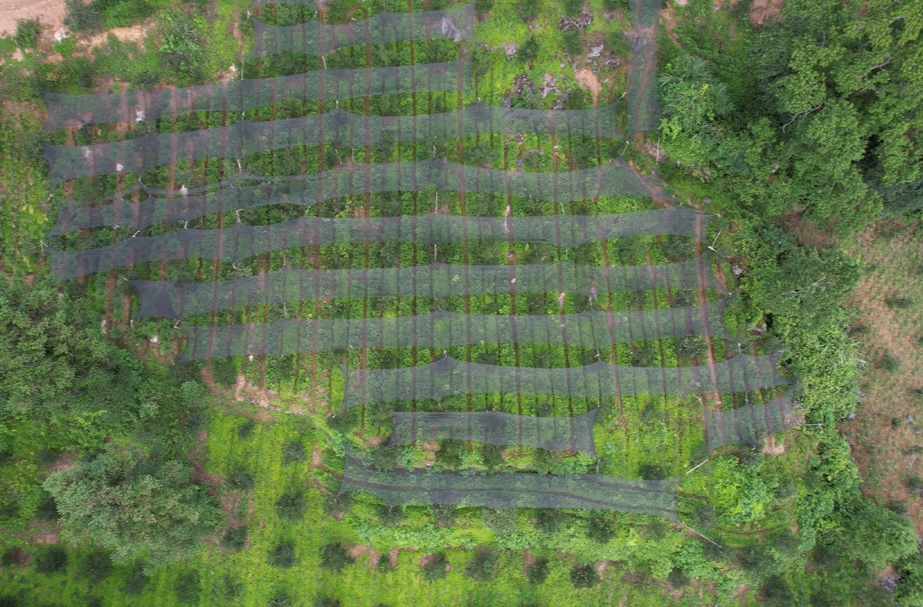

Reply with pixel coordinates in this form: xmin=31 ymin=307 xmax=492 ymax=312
xmin=0 ymin=0 xmax=830 ymax=605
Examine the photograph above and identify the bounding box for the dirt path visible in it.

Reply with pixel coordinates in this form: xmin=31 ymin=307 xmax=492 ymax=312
xmin=0 ymin=0 xmax=64 ymax=37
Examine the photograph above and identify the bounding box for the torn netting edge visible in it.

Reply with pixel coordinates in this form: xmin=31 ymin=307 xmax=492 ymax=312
xmin=41 ymin=58 xmax=470 ymax=130
xmin=174 ymin=300 xmax=733 ymax=361
xmin=338 ymin=353 xmax=790 ymax=407
xmin=248 ymin=3 xmax=474 ymax=58
xmin=705 ymin=390 xmax=802 ymax=453
xmin=338 ymin=446 xmax=680 ymax=520
xmin=132 ymin=259 xmax=723 ymax=319
xmin=49 ymin=208 xmax=714 ymax=280
xmin=386 ymin=409 xmax=598 ymax=456
xmin=50 ymin=159 xmax=666 ymax=233
xmin=45 ymin=102 xmax=622 ymax=184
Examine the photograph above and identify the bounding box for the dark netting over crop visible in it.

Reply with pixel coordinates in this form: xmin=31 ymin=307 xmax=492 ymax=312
xmin=51 ymin=159 xmax=667 ymax=232
xmin=705 ymin=391 xmax=802 ymax=453
xmin=626 ymin=0 xmax=661 ymax=135
xmin=339 ymin=354 xmax=789 ymax=407
xmin=175 ymin=302 xmax=733 ymax=361
xmin=249 ymin=4 xmax=474 ymax=58
xmin=50 ymin=208 xmax=713 ymax=279
xmin=339 ymin=446 xmax=680 ymax=519
xmin=42 ymin=59 xmax=470 ymax=130
xmin=386 ymin=409 xmax=599 ymax=456
xmin=45 ymin=103 xmax=623 ymax=183
xmin=133 ymin=260 xmax=723 ymax=320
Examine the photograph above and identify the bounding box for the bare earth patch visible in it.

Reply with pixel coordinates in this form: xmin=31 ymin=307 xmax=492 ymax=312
xmin=749 ymin=0 xmax=786 ymax=26
xmin=0 ymin=0 xmax=64 ymax=37
xmin=84 ymin=24 xmax=149 ymax=49
xmin=762 ymin=435 xmax=785 ymax=456
xmin=574 ymin=68 xmax=602 ymax=107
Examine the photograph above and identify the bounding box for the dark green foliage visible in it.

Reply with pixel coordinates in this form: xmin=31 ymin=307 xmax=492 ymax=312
xmin=422 ymin=553 xmax=448 ymax=581
xmin=64 ymin=0 xmax=104 ymax=33
xmin=78 ymin=550 xmax=113 ymax=584
xmin=738 ymin=543 xmax=777 ymax=578
xmin=834 ymin=502 xmax=918 ymax=570
xmin=322 ymin=493 xmax=352 ymax=518
xmin=275 ymin=490 xmax=307 ymax=521
xmin=226 ymin=469 xmax=254 ymax=491
xmin=885 ymin=297 xmax=914 ymax=310
xmin=327 ymin=407 xmax=361 ymax=434
xmin=377 ymin=555 xmax=394 ymax=573
xmin=221 ymin=526 xmax=248 ymax=552
xmin=35 ymin=496 xmax=59 ymax=521
xmin=1 ymin=549 xmax=22 ymax=568
xmin=465 ymin=550 xmax=499 ymax=582
xmin=604 ymin=0 xmax=629 ymax=10
xmin=760 ymin=575 xmax=793 ymax=607
xmin=121 ymin=561 xmax=149 ymax=596
xmin=879 ymin=353 xmax=902 ymax=373
xmin=514 ymin=0 xmax=539 ymax=22
xmin=377 ymin=504 xmax=405 ymax=526
xmin=34 ymin=547 xmax=67 ymax=574
xmin=638 ymin=463 xmax=667 ymax=480
xmin=562 ymin=31 xmax=582 ymax=57
xmin=174 ymin=571 xmax=200 ymax=605
xmin=474 ymin=0 xmax=493 ymax=13
xmin=667 ymin=567 xmax=690 ymax=588
xmin=370 ymin=446 xmax=400 ymax=472
xmin=535 ymin=509 xmax=568 ymax=533
xmin=282 ymin=440 xmax=306 ymax=464
xmin=570 ymin=564 xmax=600 ymax=588
xmin=320 ymin=542 xmax=354 ymax=572
xmin=893 ymin=417 xmax=904 ymax=430
xmin=432 ymin=503 xmax=457 ymax=527
xmin=157 ymin=9 xmax=206 ymax=85
xmin=14 ymin=19 xmax=41 ymax=49
xmin=519 ymin=37 xmax=539 ymax=64
xmin=896 ymin=554 xmax=923 ymax=607
xmin=587 ymin=517 xmax=615 ymax=543
xmin=268 ymin=541 xmax=297 ymax=569
xmin=267 ymin=593 xmax=293 ymax=607
xmin=482 ymin=444 xmax=504 ymax=471
xmin=906 ymin=476 xmax=923 ymax=495
xmin=315 ymin=598 xmax=340 ymax=607
xmin=526 ymin=557 xmax=549 ymax=584
xmin=563 ymin=0 xmax=583 ymax=17
xmin=436 ymin=440 xmax=466 ymax=469
xmin=676 ymin=336 xmax=707 ymax=362
xmin=0 ymin=598 xmax=17 ymax=607
xmin=236 ymin=419 xmax=255 ymax=439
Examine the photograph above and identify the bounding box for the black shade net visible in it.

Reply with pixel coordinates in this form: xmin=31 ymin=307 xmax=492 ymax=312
xmin=339 ymin=446 xmax=680 ymax=519
xmin=248 ymin=3 xmax=474 ymax=58
xmin=50 ymin=208 xmax=714 ymax=280
xmin=705 ymin=390 xmax=802 ymax=454
xmin=42 ymin=58 xmax=470 ymax=130
xmin=386 ymin=409 xmax=599 ymax=456
xmin=338 ymin=354 xmax=790 ymax=408
xmin=175 ymin=301 xmax=733 ymax=361
xmin=45 ymin=102 xmax=624 ymax=185
xmin=132 ymin=259 xmax=723 ymax=320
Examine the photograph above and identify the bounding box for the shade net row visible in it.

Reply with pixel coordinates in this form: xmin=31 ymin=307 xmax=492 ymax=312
xmin=132 ymin=259 xmax=724 ymax=320
xmin=42 ymin=58 xmax=470 ymax=130
xmin=50 ymin=159 xmax=668 ymax=233
xmin=339 ymin=446 xmax=680 ymax=519
xmin=339 ymin=354 xmax=790 ymax=408
xmin=705 ymin=390 xmax=802 ymax=454
xmin=626 ymin=0 xmax=661 ymax=135
xmin=386 ymin=409 xmax=599 ymax=456
xmin=45 ymin=102 xmax=623 ymax=184
xmin=50 ymin=208 xmax=714 ymax=280
xmin=175 ymin=301 xmax=733 ymax=361
xmin=248 ymin=3 xmax=474 ymax=58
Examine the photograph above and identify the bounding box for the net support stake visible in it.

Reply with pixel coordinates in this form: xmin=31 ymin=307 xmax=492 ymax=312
xmin=680 ymin=522 xmax=722 ymax=548
xmin=685 ymin=458 xmax=708 ymax=475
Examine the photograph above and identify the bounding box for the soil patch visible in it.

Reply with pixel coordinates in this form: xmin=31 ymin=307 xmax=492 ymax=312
xmin=574 ymin=68 xmax=602 ymax=107
xmin=749 ymin=0 xmax=786 ymax=26
xmin=0 ymin=0 xmax=64 ymax=37
xmin=762 ymin=435 xmax=785 ymax=456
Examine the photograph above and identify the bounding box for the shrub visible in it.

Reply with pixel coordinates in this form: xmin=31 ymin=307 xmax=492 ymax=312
xmin=885 ymin=296 xmax=914 ymax=309
xmin=282 ymin=440 xmax=306 ymax=464
xmin=879 ymin=353 xmax=902 ymax=372
xmin=638 ymin=463 xmax=667 ymax=480
xmin=563 ymin=0 xmax=583 ymax=17
xmin=275 ymin=490 xmax=306 ymax=521
xmin=174 ymin=571 xmax=200 ymax=605
xmin=738 ymin=543 xmax=777 ymax=578
xmin=570 ymin=564 xmax=600 ymax=588
xmin=465 ymin=550 xmax=499 ymax=582
xmin=315 ymin=598 xmax=340 ymax=607
xmin=221 ymin=526 xmax=248 ymax=552
xmin=519 ymin=37 xmax=539 ymax=64
xmin=268 ymin=541 xmax=297 ymax=569
xmin=422 ymin=553 xmax=448 ymax=581
xmin=36 ymin=496 xmax=59 ymax=521
xmin=432 ymin=503 xmax=457 ymax=527
xmin=320 ymin=542 xmax=354 ymax=572
xmin=667 ymin=567 xmax=690 ymax=588
xmin=78 ymin=550 xmax=113 ymax=584
xmin=563 ymin=31 xmax=582 ymax=57
xmin=587 ymin=517 xmax=615 ymax=543
xmin=526 ymin=556 xmax=549 ymax=584
xmin=377 ymin=504 xmax=405 ymax=526
xmin=515 ymin=0 xmax=539 ymax=21
xmin=226 ymin=469 xmax=254 ymax=491
xmin=14 ymin=19 xmax=41 ymax=49
xmin=122 ymin=560 xmax=149 ymax=596
xmin=535 ymin=509 xmax=568 ymax=533
xmin=906 ymin=476 xmax=923 ymax=495
xmin=436 ymin=440 xmax=466 ymax=469
xmin=474 ymin=0 xmax=493 ymax=13
xmin=482 ymin=444 xmax=504 ymax=471
xmin=322 ymin=493 xmax=352 ymax=518
xmin=268 ymin=593 xmax=293 ymax=607
xmin=64 ymin=0 xmax=104 ymax=33
xmin=761 ymin=575 xmax=793 ymax=607
xmin=34 ymin=547 xmax=68 ymax=574
xmin=0 ymin=598 xmax=16 ymax=607
xmin=237 ymin=419 xmax=255 ymax=439
xmin=1 ymin=549 xmax=22 ymax=568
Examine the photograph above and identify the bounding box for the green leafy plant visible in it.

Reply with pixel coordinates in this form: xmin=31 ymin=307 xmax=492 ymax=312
xmin=13 ymin=19 xmax=41 ymax=49
xmin=422 ymin=553 xmax=448 ymax=581
xmin=268 ymin=541 xmax=297 ymax=569
xmin=526 ymin=556 xmax=549 ymax=584
xmin=570 ymin=564 xmax=600 ymax=588
xmin=320 ymin=542 xmax=354 ymax=572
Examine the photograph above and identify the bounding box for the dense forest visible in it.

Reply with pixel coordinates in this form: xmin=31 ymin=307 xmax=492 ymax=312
xmin=1 ymin=0 xmax=923 ymax=605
